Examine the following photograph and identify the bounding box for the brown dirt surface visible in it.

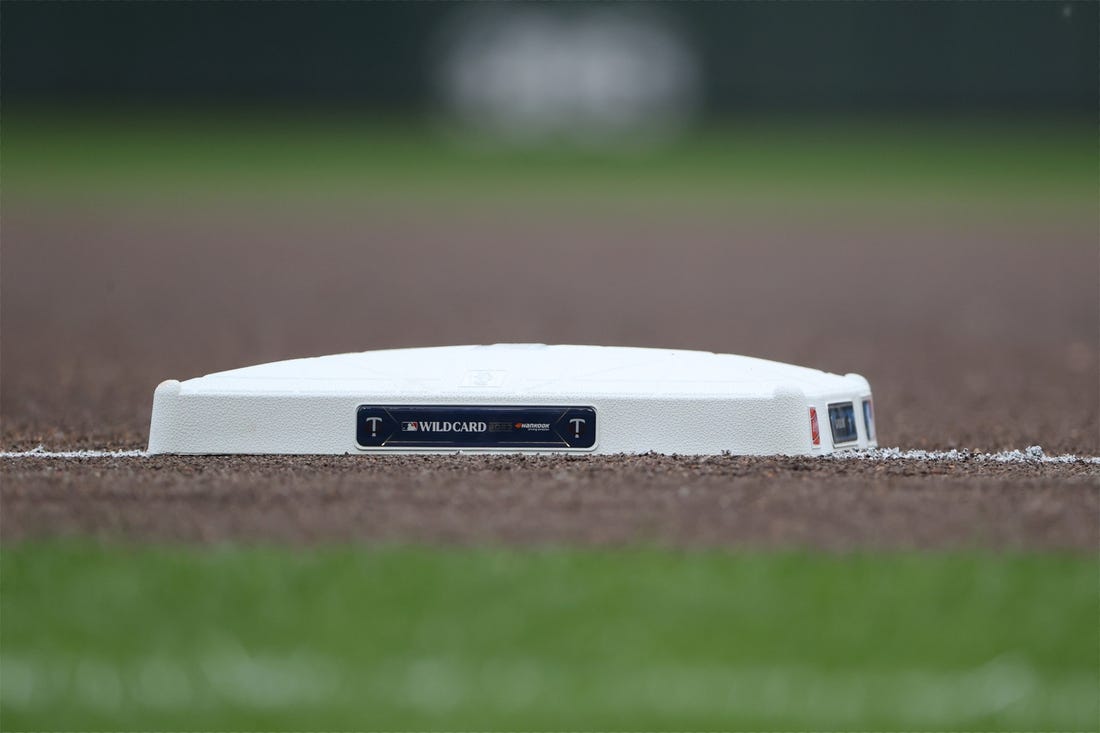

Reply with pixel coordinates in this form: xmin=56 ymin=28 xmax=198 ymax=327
xmin=2 ymin=453 xmax=1098 ymax=550
xmin=2 ymin=200 xmax=1098 ymax=549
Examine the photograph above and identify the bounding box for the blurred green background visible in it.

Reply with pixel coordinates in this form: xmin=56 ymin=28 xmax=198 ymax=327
xmin=4 ymin=544 xmax=1098 ymax=730
xmin=4 ymin=111 xmax=1094 ymax=210
xmin=3 ymin=1 xmax=1096 ymax=208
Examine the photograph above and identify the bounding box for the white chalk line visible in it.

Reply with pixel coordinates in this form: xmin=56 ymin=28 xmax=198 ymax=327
xmin=1 ymin=447 xmax=147 ymax=459
xmin=1 ymin=444 xmax=1098 ymax=465
xmin=835 ymin=446 xmax=1100 ymax=466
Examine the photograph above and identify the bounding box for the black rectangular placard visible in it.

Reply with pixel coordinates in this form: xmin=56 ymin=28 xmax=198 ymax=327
xmin=357 ymin=405 xmax=596 ymax=449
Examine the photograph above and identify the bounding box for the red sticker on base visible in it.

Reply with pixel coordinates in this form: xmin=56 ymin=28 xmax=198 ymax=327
xmin=809 ymin=407 xmax=821 ymax=446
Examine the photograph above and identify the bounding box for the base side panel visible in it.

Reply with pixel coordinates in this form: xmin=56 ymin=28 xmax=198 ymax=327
xmin=148 ymin=386 xmax=874 ymax=456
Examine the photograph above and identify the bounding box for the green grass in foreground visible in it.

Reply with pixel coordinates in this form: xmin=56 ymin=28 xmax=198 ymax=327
xmin=2 ymin=543 xmax=1097 ymax=730
xmin=2 ymin=108 xmax=1094 ymax=209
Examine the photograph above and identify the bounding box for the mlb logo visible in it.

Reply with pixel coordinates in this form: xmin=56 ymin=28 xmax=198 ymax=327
xmin=809 ymin=407 xmax=821 ymax=447
xmin=401 ymin=421 xmax=419 ymax=432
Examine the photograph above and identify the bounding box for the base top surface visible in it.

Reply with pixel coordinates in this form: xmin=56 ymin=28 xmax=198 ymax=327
xmin=176 ymin=343 xmax=864 ymax=398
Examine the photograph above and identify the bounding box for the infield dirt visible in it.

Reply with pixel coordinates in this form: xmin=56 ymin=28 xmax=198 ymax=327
xmin=2 ymin=201 xmax=1097 ymax=549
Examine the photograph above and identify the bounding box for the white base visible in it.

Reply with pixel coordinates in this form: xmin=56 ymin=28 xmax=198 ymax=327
xmin=148 ymin=344 xmax=876 ymax=456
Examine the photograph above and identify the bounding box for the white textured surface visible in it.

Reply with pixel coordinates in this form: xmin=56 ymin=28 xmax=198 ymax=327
xmin=6 ymin=446 xmax=1099 ymax=464
xmin=147 ymin=344 xmax=875 ymax=456
xmin=0 ymin=448 xmax=147 ymax=459
xmin=836 ymin=446 xmax=1100 ymax=465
